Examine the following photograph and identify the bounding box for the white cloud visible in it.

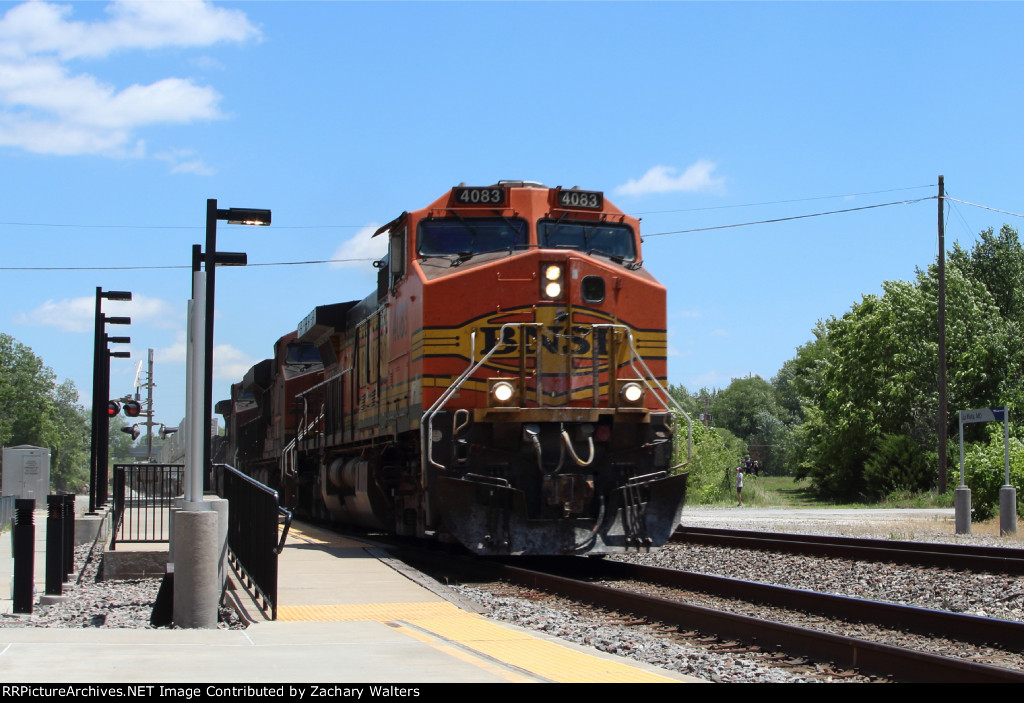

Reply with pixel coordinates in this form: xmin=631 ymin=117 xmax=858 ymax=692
xmin=329 ymin=224 xmax=389 ymax=270
xmin=0 ymin=1 xmax=259 ymax=61
xmin=212 ymin=343 xmax=257 ymax=381
xmin=0 ymin=1 xmax=258 ymax=159
xmin=15 ymin=294 xmax=182 ymax=333
xmin=154 ymin=330 xmax=256 ymax=380
xmin=614 ymin=160 xmax=725 ymax=197
xmin=157 ymin=148 xmax=216 ymax=176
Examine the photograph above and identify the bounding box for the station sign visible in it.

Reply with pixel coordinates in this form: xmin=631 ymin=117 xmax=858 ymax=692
xmin=960 ymin=406 xmax=1007 ymax=424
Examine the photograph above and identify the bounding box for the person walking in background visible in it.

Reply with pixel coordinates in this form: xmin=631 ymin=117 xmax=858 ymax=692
xmin=736 ymin=465 xmax=744 ymax=507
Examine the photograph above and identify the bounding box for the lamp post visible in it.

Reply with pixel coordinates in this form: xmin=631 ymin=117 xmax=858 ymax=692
xmin=197 ymin=200 xmax=270 ymax=491
xmin=88 ymin=288 xmax=131 ymax=514
xmin=174 ymin=200 xmax=268 ymax=629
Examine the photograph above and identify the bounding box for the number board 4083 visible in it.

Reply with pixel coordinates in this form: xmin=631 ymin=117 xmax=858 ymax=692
xmin=453 ymin=187 xmax=506 ymax=206
xmin=556 ymin=189 xmax=604 ymax=210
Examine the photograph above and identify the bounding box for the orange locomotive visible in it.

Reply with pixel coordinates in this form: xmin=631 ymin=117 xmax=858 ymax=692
xmin=218 ymin=181 xmax=691 ymax=555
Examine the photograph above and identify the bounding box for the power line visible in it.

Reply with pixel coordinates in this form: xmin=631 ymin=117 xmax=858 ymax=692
xmin=0 ymin=257 xmax=376 ymax=271
xmin=0 ymin=221 xmax=367 ymax=231
xmin=630 ymin=184 xmax=936 ymax=216
xmin=4 ymin=190 xmax=1021 ymax=271
xmin=943 ymin=196 xmax=1024 ymax=220
xmin=643 ymin=197 xmax=935 ymax=238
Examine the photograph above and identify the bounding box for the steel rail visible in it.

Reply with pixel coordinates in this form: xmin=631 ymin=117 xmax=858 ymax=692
xmin=673 ymin=526 xmax=1024 ymax=574
xmin=589 ymin=558 xmax=1024 ymax=650
xmin=499 ymin=561 xmax=1024 ymax=683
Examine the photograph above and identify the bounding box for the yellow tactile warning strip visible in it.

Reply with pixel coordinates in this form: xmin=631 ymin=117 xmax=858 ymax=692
xmin=276 ymin=601 xmax=678 ymax=683
xmin=277 ymin=602 xmax=458 ymax=622
xmin=285 ymin=524 xmax=367 ymax=548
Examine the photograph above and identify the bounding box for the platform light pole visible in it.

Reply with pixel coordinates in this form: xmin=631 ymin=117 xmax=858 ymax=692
xmin=196 ymin=199 xmax=270 ymax=491
xmin=175 ymin=201 xmax=269 ymax=629
xmin=88 ymin=288 xmax=131 ymax=514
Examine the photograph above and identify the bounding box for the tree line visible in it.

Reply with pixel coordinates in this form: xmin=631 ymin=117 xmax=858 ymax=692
xmin=673 ymin=225 xmax=1024 ymax=517
xmin=0 ymin=333 xmax=136 ymax=494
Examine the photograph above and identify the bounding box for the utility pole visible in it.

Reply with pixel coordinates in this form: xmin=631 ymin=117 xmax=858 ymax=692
xmin=938 ymin=176 xmax=948 ymax=493
xmin=145 ymin=349 xmax=155 ymax=461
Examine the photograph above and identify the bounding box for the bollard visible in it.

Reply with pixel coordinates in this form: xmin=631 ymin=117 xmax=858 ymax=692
xmin=62 ymin=494 xmax=75 ymax=580
xmin=45 ymin=495 xmax=64 ymax=596
xmin=13 ymin=498 xmax=36 ymax=614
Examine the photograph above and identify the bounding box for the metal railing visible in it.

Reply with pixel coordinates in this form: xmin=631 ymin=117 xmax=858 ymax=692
xmin=111 ymin=464 xmax=184 ymax=549
xmin=215 ymin=463 xmax=292 ymax=621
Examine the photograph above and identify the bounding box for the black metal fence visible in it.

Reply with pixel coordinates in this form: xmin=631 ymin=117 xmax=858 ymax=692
xmin=111 ymin=464 xmax=183 ymax=549
xmin=215 ymin=463 xmax=292 ymax=620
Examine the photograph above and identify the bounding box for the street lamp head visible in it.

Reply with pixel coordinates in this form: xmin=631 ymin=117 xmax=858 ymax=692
xmin=101 ymin=291 xmax=133 ymax=301
xmin=218 ymin=208 xmax=271 ymax=226
xmin=212 ymin=251 xmax=248 ymax=267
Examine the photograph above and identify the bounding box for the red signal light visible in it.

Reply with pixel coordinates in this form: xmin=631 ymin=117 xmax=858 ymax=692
xmin=123 ymin=400 xmax=141 ymax=418
xmin=107 ymin=401 xmax=121 ymax=417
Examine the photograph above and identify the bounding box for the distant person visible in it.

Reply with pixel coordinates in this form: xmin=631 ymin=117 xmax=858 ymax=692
xmin=736 ymin=465 xmax=744 ymax=507
xmin=752 ymin=460 xmax=760 ymax=477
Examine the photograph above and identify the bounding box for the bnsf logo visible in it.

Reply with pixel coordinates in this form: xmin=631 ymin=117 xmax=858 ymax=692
xmin=478 ymin=325 xmax=614 ymax=358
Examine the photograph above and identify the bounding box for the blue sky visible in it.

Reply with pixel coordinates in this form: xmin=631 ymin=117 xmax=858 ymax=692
xmin=1 ymin=0 xmax=1022 ymax=429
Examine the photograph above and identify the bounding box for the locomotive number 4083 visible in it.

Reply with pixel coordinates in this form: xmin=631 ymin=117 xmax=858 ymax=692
xmin=557 ymin=189 xmax=603 ymax=209
xmin=454 ymin=187 xmax=505 ymax=205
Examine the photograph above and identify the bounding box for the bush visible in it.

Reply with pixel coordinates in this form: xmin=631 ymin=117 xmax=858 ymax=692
xmin=676 ymin=421 xmax=742 ymax=504
xmin=961 ymin=430 xmax=1024 ymax=520
xmin=863 ymin=434 xmax=935 ymax=499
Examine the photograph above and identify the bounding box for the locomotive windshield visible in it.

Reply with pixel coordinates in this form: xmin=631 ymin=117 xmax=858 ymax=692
xmin=282 ymin=342 xmax=323 ymax=379
xmin=417 ymin=217 xmax=528 ymax=261
xmin=538 ymin=219 xmax=637 ymax=263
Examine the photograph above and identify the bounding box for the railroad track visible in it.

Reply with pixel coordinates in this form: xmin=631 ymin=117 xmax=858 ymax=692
xmin=674 ymin=526 xmax=1024 ymax=574
xmin=393 ymin=546 xmax=1024 ymax=683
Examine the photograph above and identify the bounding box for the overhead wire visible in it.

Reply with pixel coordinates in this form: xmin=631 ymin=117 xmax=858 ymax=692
xmin=3 ymin=186 xmax=1021 ymax=271
xmin=643 ymin=197 xmax=935 ymax=237
xmin=631 ymin=183 xmax=936 ymax=216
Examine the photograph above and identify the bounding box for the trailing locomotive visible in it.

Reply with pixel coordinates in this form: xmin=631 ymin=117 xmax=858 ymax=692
xmin=217 ymin=181 xmax=691 ymax=555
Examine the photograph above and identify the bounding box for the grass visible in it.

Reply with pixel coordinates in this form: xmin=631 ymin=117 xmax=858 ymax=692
xmin=696 ymin=474 xmax=957 ymax=510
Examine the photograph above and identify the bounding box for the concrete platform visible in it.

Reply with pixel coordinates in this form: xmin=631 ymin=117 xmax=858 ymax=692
xmin=0 ymin=506 xmax=698 ymax=684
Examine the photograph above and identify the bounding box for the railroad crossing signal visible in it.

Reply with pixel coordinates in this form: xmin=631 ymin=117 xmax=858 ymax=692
xmin=121 ymin=424 xmax=141 ymax=440
xmin=107 ymin=399 xmax=142 ymax=418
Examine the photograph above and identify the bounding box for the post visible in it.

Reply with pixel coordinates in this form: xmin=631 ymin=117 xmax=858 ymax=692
xmin=89 ymin=288 xmax=103 ymax=514
xmin=13 ymin=499 xmax=35 ymax=614
xmin=45 ymin=495 xmax=64 ymax=596
xmin=62 ymin=493 xmax=74 ymax=579
xmin=937 ymin=175 xmax=948 ymax=494
xmin=204 ymin=199 xmax=218 ymax=494
xmin=999 ymin=409 xmax=1017 ymax=536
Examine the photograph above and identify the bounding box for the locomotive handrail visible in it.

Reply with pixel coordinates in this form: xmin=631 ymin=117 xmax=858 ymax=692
xmin=422 ymin=322 xmax=543 ymax=471
xmin=591 ymin=323 xmax=693 ymax=468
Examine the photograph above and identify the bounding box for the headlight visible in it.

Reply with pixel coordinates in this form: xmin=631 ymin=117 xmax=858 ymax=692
xmin=620 ymin=382 xmax=644 ymax=406
xmin=489 ymin=379 xmax=517 ymax=407
xmin=541 ymin=263 xmax=564 ymax=300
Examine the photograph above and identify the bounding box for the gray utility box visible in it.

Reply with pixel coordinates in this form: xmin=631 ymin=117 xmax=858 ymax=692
xmin=2 ymin=445 xmax=51 ymax=499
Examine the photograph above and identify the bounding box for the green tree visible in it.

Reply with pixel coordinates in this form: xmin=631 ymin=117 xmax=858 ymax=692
xmin=797 ymin=227 xmax=1023 ymax=502
xmin=710 ymin=376 xmax=782 ymax=441
xmin=0 ymin=334 xmax=91 ymax=492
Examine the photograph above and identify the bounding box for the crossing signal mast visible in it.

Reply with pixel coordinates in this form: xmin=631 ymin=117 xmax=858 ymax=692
xmin=126 ymin=349 xmax=159 ymax=460
xmin=111 ymin=349 xmax=163 ymax=458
